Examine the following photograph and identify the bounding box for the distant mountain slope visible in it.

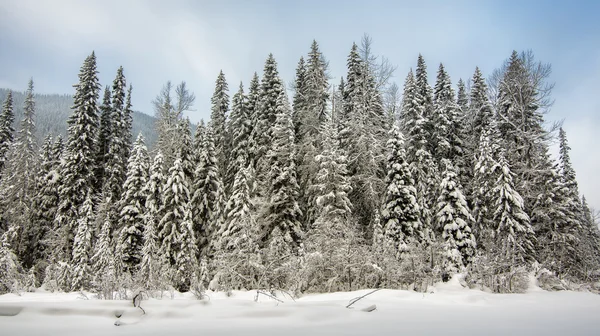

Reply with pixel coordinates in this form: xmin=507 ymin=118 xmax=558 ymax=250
xmin=0 ymin=88 xmax=158 ymax=148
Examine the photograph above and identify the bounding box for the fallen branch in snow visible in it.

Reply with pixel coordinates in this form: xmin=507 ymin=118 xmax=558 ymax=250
xmin=133 ymin=292 xmax=145 ymax=315
xmin=346 ymin=289 xmax=381 ymax=309
xmin=255 ymin=290 xmax=284 ymax=303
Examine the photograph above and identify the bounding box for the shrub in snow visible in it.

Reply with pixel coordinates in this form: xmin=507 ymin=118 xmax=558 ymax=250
xmin=0 ymin=233 xmax=24 ymax=294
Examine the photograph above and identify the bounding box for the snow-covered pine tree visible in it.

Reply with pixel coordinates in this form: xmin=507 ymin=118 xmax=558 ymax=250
xmin=492 ymin=149 xmax=536 ymax=265
xmin=158 ymin=156 xmax=190 ymax=271
xmin=122 ymin=85 xmax=134 ymax=160
xmin=177 ymin=117 xmax=195 ymax=184
xmin=118 ymin=134 xmax=149 ymax=273
xmin=296 ymin=41 xmax=331 ymax=229
xmin=225 ymin=83 xmax=252 ymax=192
xmin=471 ymin=123 xmax=501 ymax=247
xmin=310 ymin=116 xmax=352 ymax=226
xmin=0 ymin=91 xmax=15 ymax=175
xmin=55 ymin=52 xmax=100 ymax=261
xmin=246 ymin=72 xmax=261 ymax=167
xmin=303 ymin=116 xmax=363 ymax=293
xmin=174 ymin=201 xmax=198 ymax=292
xmin=1 ymin=79 xmax=39 ymax=265
xmin=436 ymin=160 xmax=476 ymax=274
xmin=415 ymin=54 xmax=434 ymax=138
xmin=71 ymin=193 xmax=95 ymax=291
xmin=261 ymin=89 xmax=303 ymax=248
xmin=193 ymin=120 xmax=206 ymax=167
xmin=399 ymin=70 xmax=437 ymax=239
xmin=0 ymin=228 xmax=23 ymax=294
xmin=252 ymin=54 xmax=284 ymax=195
xmin=191 ymin=124 xmax=223 ymax=255
xmin=382 ymin=125 xmax=423 ymax=257
xmin=90 ymin=208 xmax=118 ymax=298
xmin=580 ymin=196 xmax=600 ymax=275
xmin=139 ymin=151 xmax=168 ymax=290
xmin=102 ymin=66 xmax=128 ymax=206
xmin=211 ymin=71 xmax=230 ymax=181
xmin=342 ymin=43 xmax=386 ymax=236
xmin=94 ymin=86 xmax=112 ymax=193
xmin=456 ymin=79 xmax=468 ymax=113
xmin=292 ymin=56 xmax=308 ymax=142
xmin=432 ymin=64 xmax=464 ymax=171
xmin=219 ymin=162 xmax=255 ymax=252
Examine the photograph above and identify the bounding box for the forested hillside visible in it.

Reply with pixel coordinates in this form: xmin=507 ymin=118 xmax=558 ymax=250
xmin=1 ymin=40 xmax=598 ymax=298
xmin=0 ymin=89 xmax=157 ymax=148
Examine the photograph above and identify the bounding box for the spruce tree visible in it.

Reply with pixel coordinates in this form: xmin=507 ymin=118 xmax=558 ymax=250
xmin=174 ymin=202 xmax=198 ymax=292
xmin=226 ymin=83 xmax=252 ymax=191
xmin=456 ymin=79 xmax=468 ymax=113
xmin=71 ymin=193 xmax=95 ymax=291
xmin=246 ymin=72 xmax=261 ymax=167
xmin=492 ymin=149 xmax=536 ymax=265
xmin=191 ymin=124 xmax=223 ymax=255
xmin=252 ymin=54 xmax=284 ymax=194
xmin=55 ymin=52 xmax=100 ymax=260
xmin=118 ymin=134 xmax=150 ymax=273
xmin=0 ymin=91 xmax=15 ymax=174
xmin=1 ymin=79 xmax=39 ymax=264
xmin=94 ymin=86 xmax=112 ymax=192
xmin=382 ymin=126 xmax=423 ymax=256
xmin=90 ymin=211 xmax=117 ymax=298
xmin=261 ymin=90 xmax=303 ymax=248
xmin=436 ymin=161 xmax=476 ymax=273
xmin=211 ymin=71 xmax=230 ymax=180
xmin=158 ymin=156 xmax=189 ymax=269
xmin=400 ymin=70 xmax=437 ymax=238
xmin=292 ymin=56 xmax=308 ymax=142
xmin=139 ymin=151 xmax=168 ymax=289
xmin=219 ymin=163 xmax=255 ymax=252
xmin=103 ymin=66 xmax=128 ymax=205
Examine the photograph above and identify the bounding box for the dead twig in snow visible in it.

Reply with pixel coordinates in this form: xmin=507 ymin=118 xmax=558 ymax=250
xmin=346 ymin=289 xmax=381 ymax=309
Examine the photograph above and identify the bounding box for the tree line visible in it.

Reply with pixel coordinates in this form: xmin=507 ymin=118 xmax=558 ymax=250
xmin=0 ymin=39 xmax=598 ymax=296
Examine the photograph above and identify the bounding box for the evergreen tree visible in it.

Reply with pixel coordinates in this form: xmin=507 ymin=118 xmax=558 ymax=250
xmin=246 ymin=72 xmax=261 ymax=166
xmin=0 ymin=91 xmax=15 ymax=174
xmin=432 ymin=64 xmax=464 ymax=170
xmin=1 ymin=79 xmax=39 ymax=265
xmin=55 ymin=52 xmax=100 ymax=260
xmin=102 ymin=66 xmax=128 ymax=206
xmin=211 ymin=71 xmax=230 ymax=180
xmin=226 ymin=83 xmax=252 ymax=191
xmin=139 ymin=151 xmax=168 ymax=289
xmin=123 ymin=85 xmax=134 ymax=160
xmin=309 ymin=116 xmax=352 ymax=225
xmin=174 ymin=202 xmax=198 ymax=292
xmin=415 ymin=54 xmax=433 ymax=130
xmin=71 ymin=193 xmax=94 ymax=291
xmin=436 ymin=161 xmax=476 ymax=273
xmin=399 ymin=70 xmax=437 ymax=238
xmin=118 ymin=134 xmax=149 ymax=273
xmin=94 ymin=86 xmax=112 ymax=192
xmin=252 ymin=54 xmax=284 ymax=194
xmin=456 ymin=79 xmax=468 ymax=113
xmin=158 ymin=156 xmax=189 ymax=269
xmin=193 ymin=120 xmax=206 ymax=167
xmin=292 ymin=56 xmax=308 ymax=142
xmin=471 ymin=124 xmax=501 ymax=246
xmin=382 ymin=126 xmax=423 ymax=256
xmin=219 ymin=163 xmax=256 ymax=252
xmin=492 ymin=149 xmax=536 ymax=265
xmin=90 ymin=210 xmax=118 ymax=298
xmin=191 ymin=124 xmax=223 ymax=255
xmin=261 ymin=90 xmax=303 ymax=248
xmin=0 ymin=228 xmax=23 ymax=294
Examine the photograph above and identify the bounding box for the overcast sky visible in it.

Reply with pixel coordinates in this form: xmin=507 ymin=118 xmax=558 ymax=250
xmin=1 ymin=0 xmax=599 ymax=208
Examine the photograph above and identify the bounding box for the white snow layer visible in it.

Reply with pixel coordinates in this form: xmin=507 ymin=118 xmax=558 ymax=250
xmin=1 ymin=277 xmax=599 ymax=336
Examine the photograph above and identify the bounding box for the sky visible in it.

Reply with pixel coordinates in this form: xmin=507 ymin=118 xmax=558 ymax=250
xmin=0 ymin=0 xmax=599 ymax=208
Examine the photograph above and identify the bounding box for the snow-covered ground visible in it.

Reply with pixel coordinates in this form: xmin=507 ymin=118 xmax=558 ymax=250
xmin=1 ymin=277 xmax=599 ymax=336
